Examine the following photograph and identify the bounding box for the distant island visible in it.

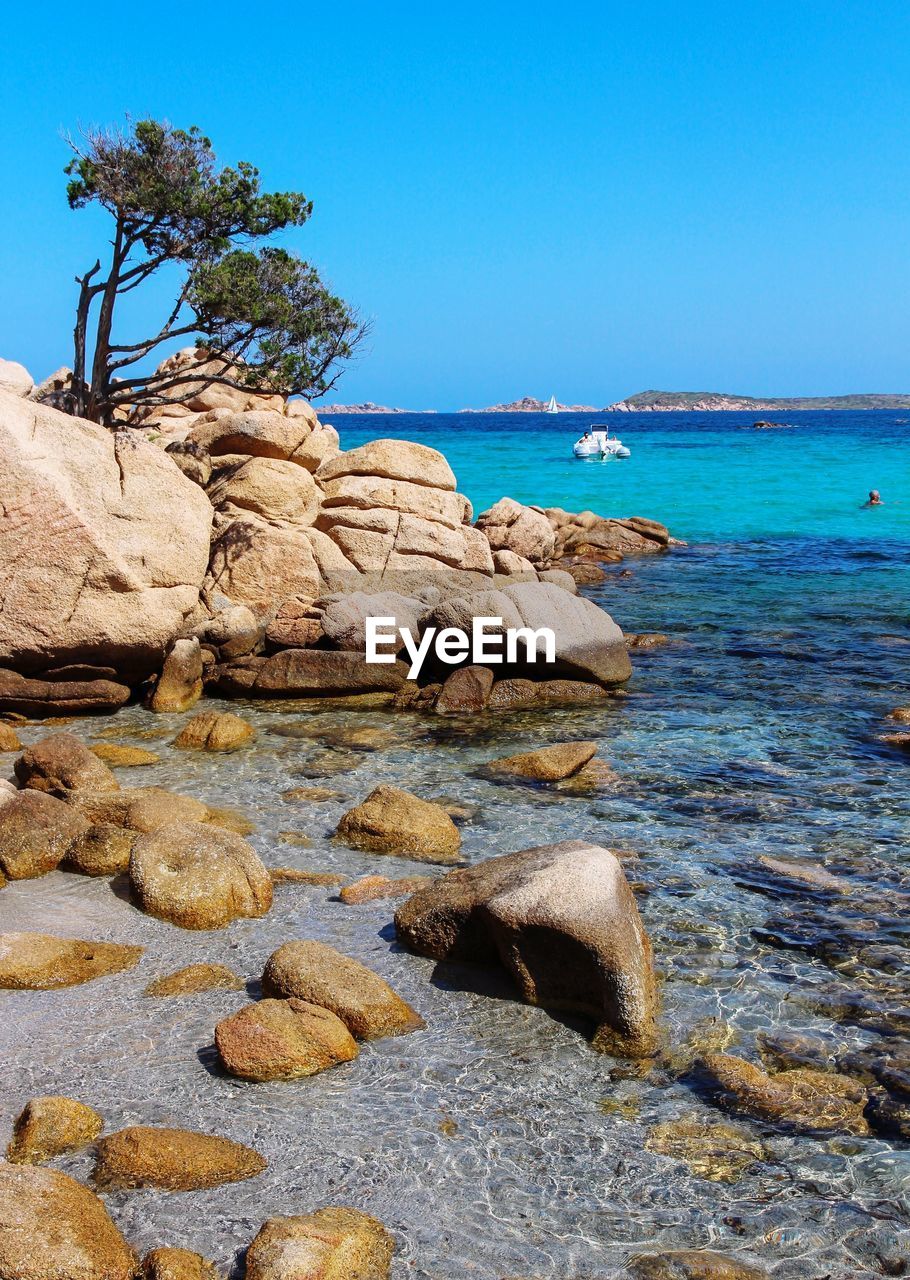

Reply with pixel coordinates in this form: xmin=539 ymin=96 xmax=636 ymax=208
xmin=319 ymin=401 xmax=436 ymax=414
xmin=604 ymin=390 xmax=910 ymax=412
xmin=458 ymin=396 xmax=599 ymax=413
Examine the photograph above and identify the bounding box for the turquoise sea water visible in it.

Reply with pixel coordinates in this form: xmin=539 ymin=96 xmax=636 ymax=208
xmin=0 ymin=411 xmax=908 ymax=1277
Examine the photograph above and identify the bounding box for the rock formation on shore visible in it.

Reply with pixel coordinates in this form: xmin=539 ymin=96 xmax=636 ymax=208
xmin=0 ymin=349 xmax=672 ymax=717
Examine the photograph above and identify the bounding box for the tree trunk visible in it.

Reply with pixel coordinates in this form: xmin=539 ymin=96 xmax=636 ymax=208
xmin=72 ymin=261 xmax=100 ymax=419
xmin=87 ymin=221 xmax=125 ymax=424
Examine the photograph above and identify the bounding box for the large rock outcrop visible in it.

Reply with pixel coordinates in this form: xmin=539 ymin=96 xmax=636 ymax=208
xmin=395 ymin=839 xmax=658 ymax=1055
xmin=0 ymin=391 xmax=212 ymax=678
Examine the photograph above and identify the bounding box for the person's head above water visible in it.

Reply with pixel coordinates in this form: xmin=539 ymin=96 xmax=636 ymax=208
xmin=865 ymin=490 xmax=883 ymax=506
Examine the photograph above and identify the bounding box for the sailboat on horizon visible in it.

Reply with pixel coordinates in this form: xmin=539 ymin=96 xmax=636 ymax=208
xmin=545 ymin=394 xmax=558 ymax=413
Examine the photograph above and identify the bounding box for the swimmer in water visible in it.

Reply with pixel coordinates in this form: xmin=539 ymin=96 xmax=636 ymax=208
xmin=862 ymin=490 xmax=883 ymax=507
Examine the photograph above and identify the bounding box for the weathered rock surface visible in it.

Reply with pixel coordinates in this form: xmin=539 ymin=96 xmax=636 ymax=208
xmin=628 ymin=1250 xmax=767 ymax=1279
xmin=206 ymin=519 xmax=322 ymax=617
xmin=66 ymin=785 xmax=211 ymax=833
xmin=208 ymin=455 xmax=321 ymax=525
xmin=475 ymin=497 xmax=556 ymax=565
xmin=0 ymin=724 xmax=21 ymax=752
xmin=487 ymin=740 xmax=598 ymax=782
xmin=139 ymin=1248 xmax=220 ymax=1280
xmin=173 ymin=711 xmax=255 ymax=751
xmin=317 ymin=439 xmax=456 ymax=490
xmin=129 ymin=822 xmax=272 ymax=929
xmin=15 ymin=733 xmax=118 ymax=796
xmin=189 ymin=409 xmax=332 ymax=466
xmin=193 ymin=601 xmax=261 ymax=660
xmin=696 ymin=1053 xmax=868 ymax=1134
xmin=0 ymin=668 xmax=130 ymax=716
xmin=214 ymin=649 xmax=410 ymax=697
xmin=0 ymin=790 xmax=90 ymax=879
xmin=143 ymin=963 xmax=244 ymax=997
xmin=262 ymin=940 xmax=424 ymax=1040
xmin=138 ymin=349 xmax=286 ymax=418
xmin=6 ymin=1096 xmax=104 ymax=1164
xmin=215 ymin=997 xmax=358 ymax=1081
xmin=0 ymin=390 xmax=212 ymax=678
xmin=0 ymin=932 xmax=143 ymax=989
xmin=336 ymin=786 xmax=462 ymax=863
xmin=435 ymin=665 xmax=494 ymax=714
xmin=486 ymin=678 xmax=606 ymax=712
xmin=395 ymin=839 xmax=658 ymax=1056
xmin=244 ymin=1207 xmax=394 ymax=1280
xmin=94 ymin=1125 xmax=266 ymax=1191
xmin=0 ymin=1161 xmax=136 ymax=1280
xmin=148 ymin=638 xmax=204 ymax=713
xmin=164 ymin=439 xmax=212 ymax=487
xmin=319 ymin=591 xmax=422 ymax=652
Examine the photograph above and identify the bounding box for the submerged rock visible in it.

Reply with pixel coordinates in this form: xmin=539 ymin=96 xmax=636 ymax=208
xmin=628 ymin=1250 xmax=768 ymax=1279
xmin=339 ymin=874 xmax=434 ymax=904
xmin=15 ymin=732 xmax=118 ymax=796
xmin=757 ymin=855 xmax=849 ymax=893
xmin=94 ymin=1125 xmax=266 ymax=1191
xmin=487 ymin=740 xmax=598 ymax=782
xmin=695 ymin=1053 xmax=868 ymax=1134
xmin=336 ymin=786 xmax=462 ymax=863
xmin=0 ymin=1161 xmax=136 ymax=1280
xmin=173 ymin=711 xmax=254 ymax=751
xmin=63 ymin=823 xmax=137 ymax=876
xmin=0 ymin=790 xmax=90 ymax=880
xmin=215 ymin=997 xmax=359 ymax=1082
xmin=90 ymin=742 xmax=160 ymax=767
xmin=244 ymin=1207 xmax=393 ymax=1280
xmin=129 ymin=821 xmax=273 ymax=930
xmin=0 ymin=932 xmax=143 ymax=989
xmin=270 ymin=867 xmax=342 ymax=885
xmin=143 ymin=963 xmax=244 ymax=997
xmin=6 ymin=1096 xmax=104 ymax=1164
xmin=139 ymin=1248 xmax=220 ymax=1280
xmin=644 ymin=1117 xmax=766 ymax=1182
xmin=395 ymin=839 xmax=658 ymax=1056
xmin=262 ymin=940 xmax=424 ymax=1040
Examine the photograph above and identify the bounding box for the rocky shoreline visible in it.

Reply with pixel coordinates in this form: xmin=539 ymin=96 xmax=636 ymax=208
xmin=1 ymin=352 xmax=907 ymax=1279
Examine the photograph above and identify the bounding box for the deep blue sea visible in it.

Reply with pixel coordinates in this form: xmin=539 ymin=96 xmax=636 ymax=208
xmin=1 ymin=410 xmax=907 ymax=1277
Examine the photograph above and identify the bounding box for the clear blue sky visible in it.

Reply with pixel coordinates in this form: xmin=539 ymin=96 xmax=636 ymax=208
xmin=2 ymin=0 xmax=909 ymax=408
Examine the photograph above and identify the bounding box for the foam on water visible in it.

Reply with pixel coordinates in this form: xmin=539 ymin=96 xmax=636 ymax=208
xmin=1 ymin=410 xmax=908 ymax=1277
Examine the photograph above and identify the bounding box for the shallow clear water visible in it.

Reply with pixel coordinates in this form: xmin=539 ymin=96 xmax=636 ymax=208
xmin=1 ymin=412 xmax=908 ymax=1277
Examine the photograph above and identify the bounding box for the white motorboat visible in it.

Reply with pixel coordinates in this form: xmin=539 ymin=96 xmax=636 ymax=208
xmin=573 ymin=428 xmax=630 ymax=458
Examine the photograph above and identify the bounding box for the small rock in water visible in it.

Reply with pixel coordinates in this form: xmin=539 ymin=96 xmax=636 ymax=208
xmin=435 ymin=665 xmax=494 ymax=714
xmin=15 ymin=731 xmax=119 ymax=795
xmin=645 ymin=1116 xmax=767 ymax=1182
xmin=281 ymin=785 xmax=347 ymax=803
xmin=486 ymin=740 xmax=598 ymax=782
xmin=757 ymin=855 xmax=849 ymax=893
xmin=629 ymin=1250 xmax=768 ymax=1279
xmin=270 ymin=867 xmax=343 ymax=885
xmin=64 ymin=823 xmax=137 ymax=876
xmin=7 ymin=1095 xmax=104 ymax=1163
xmin=94 ymin=1125 xmax=266 ymax=1191
xmin=244 ymin=1207 xmax=393 ymax=1280
xmin=129 ymin=821 xmax=273 ymax=929
xmin=173 ymin=711 xmax=255 ymax=751
xmin=139 ymin=1247 xmax=220 ymax=1280
xmin=275 ymin=831 xmax=314 ymax=848
xmin=147 ymin=638 xmax=203 ymax=713
xmin=0 ymin=790 xmax=90 ymax=880
xmin=336 ymin=785 xmax=462 ymax=863
xmin=695 ymin=1052 xmax=868 ymax=1134
xmin=626 ymin=632 xmax=671 ymax=649
xmin=0 ymin=723 xmax=22 ymax=751
xmin=215 ymin=997 xmax=359 ymax=1081
xmin=890 ymin=705 xmax=910 ymax=723
xmin=340 ymin=874 xmax=434 ymax=904
xmin=756 ymin=1029 xmax=837 ymax=1073
xmin=143 ymin=963 xmax=244 ymax=997
xmin=262 ymin=939 xmax=424 ymax=1040
xmin=0 ymin=1162 xmax=136 ymax=1279
xmin=90 ymin=742 xmax=160 ymax=766
xmin=0 ymin=931 xmax=143 ymax=989
xmin=307 ymin=724 xmax=398 ymax=752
